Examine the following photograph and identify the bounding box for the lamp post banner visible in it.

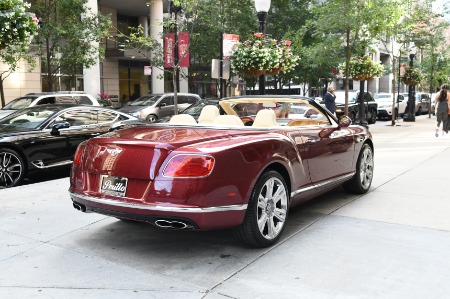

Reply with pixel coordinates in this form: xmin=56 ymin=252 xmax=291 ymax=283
xmin=178 ymin=31 xmax=190 ymax=67
xmin=164 ymin=32 xmax=190 ymax=68
xmin=223 ymin=34 xmax=239 ymax=59
xmin=164 ymin=33 xmax=175 ymax=68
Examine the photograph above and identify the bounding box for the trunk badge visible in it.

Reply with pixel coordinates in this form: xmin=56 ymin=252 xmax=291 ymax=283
xmin=106 ymin=148 xmax=122 ymax=157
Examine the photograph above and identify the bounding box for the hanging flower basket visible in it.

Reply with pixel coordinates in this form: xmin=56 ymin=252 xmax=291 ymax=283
xmin=401 ymin=66 xmax=422 ymax=86
xmin=344 ymin=55 xmax=384 ymax=81
xmin=230 ymin=33 xmax=299 ymax=77
xmin=242 ymin=68 xmax=265 ymax=77
xmin=267 ymin=67 xmax=282 ymax=75
xmin=353 ymin=75 xmax=367 ymax=81
xmin=403 ymin=80 xmax=418 ymax=86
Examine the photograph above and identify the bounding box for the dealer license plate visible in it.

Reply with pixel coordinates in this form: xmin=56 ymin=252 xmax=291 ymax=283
xmin=100 ymin=175 xmax=128 ymax=197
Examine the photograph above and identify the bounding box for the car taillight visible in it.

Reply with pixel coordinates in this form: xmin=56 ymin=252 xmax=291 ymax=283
xmin=73 ymin=145 xmax=84 ymax=166
xmin=163 ymin=155 xmax=215 ymax=178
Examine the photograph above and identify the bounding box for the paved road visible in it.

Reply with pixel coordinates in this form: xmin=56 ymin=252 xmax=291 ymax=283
xmin=1 ymin=115 xmax=449 ymax=299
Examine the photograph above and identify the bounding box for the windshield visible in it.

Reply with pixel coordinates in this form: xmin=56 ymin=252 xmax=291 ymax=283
xmin=335 ymin=92 xmax=357 ymax=104
xmin=182 ymin=101 xmax=209 ymax=117
xmin=0 ymin=106 xmax=59 ymax=130
xmin=2 ymin=96 xmax=37 ymax=110
xmin=129 ymin=95 xmax=160 ymax=106
xmin=374 ymin=94 xmax=392 ymax=100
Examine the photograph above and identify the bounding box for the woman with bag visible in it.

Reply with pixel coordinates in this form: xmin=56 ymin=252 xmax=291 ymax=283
xmin=435 ymin=83 xmax=450 ymax=137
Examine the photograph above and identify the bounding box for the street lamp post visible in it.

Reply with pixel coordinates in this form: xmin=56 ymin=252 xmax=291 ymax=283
xmin=254 ymin=0 xmax=271 ymax=95
xmin=403 ymin=45 xmax=417 ymax=122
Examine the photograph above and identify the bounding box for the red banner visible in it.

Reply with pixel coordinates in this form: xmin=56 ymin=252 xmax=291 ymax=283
xmin=164 ymin=32 xmax=190 ymax=68
xmin=178 ymin=32 xmax=190 ymax=67
xmin=164 ymin=33 xmax=175 ymax=68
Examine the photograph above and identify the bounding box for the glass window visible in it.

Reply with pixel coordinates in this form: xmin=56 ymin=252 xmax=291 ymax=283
xmin=76 ymin=96 xmax=94 ymax=105
xmin=36 ymin=97 xmax=56 ymax=105
xmin=3 ymin=97 xmax=37 ymax=109
xmin=55 ymin=96 xmax=76 ymax=104
xmin=57 ymin=109 xmax=97 ymax=126
xmin=188 ymin=96 xmax=199 ymax=104
xmin=0 ymin=107 xmax=58 ymax=129
xmin=160 ymin=96 xmax=173 ymax=106
xmin=177 ymin=96 xmax=189 ymax=105
xmin=97 ymin=110 xmax=120 ymax=124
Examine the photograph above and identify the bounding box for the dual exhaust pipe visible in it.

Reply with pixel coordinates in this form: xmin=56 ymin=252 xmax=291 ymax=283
xmin=72 ymin=201 xmax=193 ymax=230
xmin=154 ymin=219 xmax=193 ymax=230
xmin=73 ymin=201 xmax=87 ymax=212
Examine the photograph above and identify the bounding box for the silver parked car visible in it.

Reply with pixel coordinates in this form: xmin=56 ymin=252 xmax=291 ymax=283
xmin=119 ymin=93 xmax=201 ymax=122
xmin=0 ymin=91 xmax=100 ymax=119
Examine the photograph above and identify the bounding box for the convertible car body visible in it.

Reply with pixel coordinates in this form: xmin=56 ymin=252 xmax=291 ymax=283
xmin=69 ymin=95 xmax=374 ymax=247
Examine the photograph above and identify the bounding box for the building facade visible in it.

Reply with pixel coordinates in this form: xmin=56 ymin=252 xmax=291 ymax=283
xmin=1 ymin=0 xmax=190 ymax=105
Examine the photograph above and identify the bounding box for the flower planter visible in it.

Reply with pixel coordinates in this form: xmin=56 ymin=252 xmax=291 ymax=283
xmin=267 ymin=67 xmax=282 ymax=75
xmin=353 ymin=76 xmax=367 ymax=81
xmin=403 ymin=80 xmax=418 ymax=86
xmin=243 ymin=68 xmax=265 ymax=77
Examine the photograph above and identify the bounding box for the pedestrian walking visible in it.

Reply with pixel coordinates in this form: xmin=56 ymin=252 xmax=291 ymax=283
xmin=434 ymin=83 xmax=450 ymax=137
xmin=324 ymin=86 xmax=336 ymax=115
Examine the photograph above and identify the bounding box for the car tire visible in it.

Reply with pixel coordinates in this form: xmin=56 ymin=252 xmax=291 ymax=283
xmin=343 ymin=143 xmax=374 ymax=194
xmin=233 ymin=170 xmax=289 ymax=247
xmin=368 ymin=109 xmax=377 ymax=124
xmin=146 ymin=114 xmax=158 ymax=123
xmin=416 ymin=107 xmax=422 ymax=116
xmin=349 ymin=112 xmax=357 ymax=123
xmin=0 ymin=148 xmax=25 ymax=188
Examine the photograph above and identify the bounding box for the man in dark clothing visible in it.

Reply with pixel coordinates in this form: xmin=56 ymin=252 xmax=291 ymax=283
xmin=324 ymin=86 xmax=336 ymax=115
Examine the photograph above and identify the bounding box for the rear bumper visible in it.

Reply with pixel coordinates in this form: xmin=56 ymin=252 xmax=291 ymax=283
xmin=70 ymin=192 xmax=247 ymax=230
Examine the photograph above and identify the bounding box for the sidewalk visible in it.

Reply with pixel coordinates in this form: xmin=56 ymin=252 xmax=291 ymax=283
xmin=1 ymin=114 xmax=450 ymax=299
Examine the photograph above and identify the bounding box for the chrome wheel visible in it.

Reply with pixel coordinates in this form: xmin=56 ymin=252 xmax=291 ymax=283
xmin=256 ymin=177 xmax=288 ymax=240
xmin=0 ymin=149 xmax=24 ymax=188
xmin=146 ymin=114 xmax=157 ymax=123
xmin=359 ymin=146 xmax=374 ymax=190
xmin=343 ymin=143 xmax=373 ymax=194
xmin=233 ymin=170 xmax=289 ymax=247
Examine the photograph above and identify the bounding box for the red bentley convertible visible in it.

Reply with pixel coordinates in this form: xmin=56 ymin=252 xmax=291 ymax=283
xmin=69 ymin=95 xmax=374 ymax=247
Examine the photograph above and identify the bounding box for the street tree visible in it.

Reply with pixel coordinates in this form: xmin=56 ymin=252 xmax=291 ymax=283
xmin=309 ymin=0 xmax=405 ymax=116
xmin=0 ymin=0 xmax=39 ymax=107
xmin=30 ymin=0 xmax=111 ymax=91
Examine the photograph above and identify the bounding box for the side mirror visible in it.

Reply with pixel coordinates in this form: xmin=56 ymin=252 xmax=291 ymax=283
xmin=338 ymin=115 xmax=352 ymax=127
xmin=160 ymin=102 xmax=167 ymax=107
xmin=51 ymin=121 xmax=71 ymax=135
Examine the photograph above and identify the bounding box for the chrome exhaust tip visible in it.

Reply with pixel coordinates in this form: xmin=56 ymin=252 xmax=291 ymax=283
xmin=72 ymin=201 xmax=86 ymax=212
xmin=154 ymin=219 xmax=193 ymax=230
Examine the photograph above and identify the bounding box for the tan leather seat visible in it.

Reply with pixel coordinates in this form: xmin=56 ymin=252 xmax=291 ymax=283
xmin=198 ymin=105 xmax=220 ymax=124
xmin=212 ymin=115 xmax=244 ymax=126
xmin=252 ymin=109 xmax=278 ymax=127
xmin=169 ymin=114 xmax=197 ymax=125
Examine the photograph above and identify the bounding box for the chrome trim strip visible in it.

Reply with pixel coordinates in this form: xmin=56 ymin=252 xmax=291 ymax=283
xmin=70 ymin=192 xmax=248 ymax=213
xmin=290 ymin=172 xmax=356 ymax=198
xmin=32 ymin=160 xmax=72 ymax=169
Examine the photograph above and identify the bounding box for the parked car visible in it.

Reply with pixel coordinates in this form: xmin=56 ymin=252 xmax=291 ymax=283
xmin=119 ymin=93 xmax=201 ymax=123
xmin=401 ymin=92 xmax=431 ymax=115
xmin=0 ymin=104 xmax=139 ymax=188
xmin=334 ymin=91 xmax=378 ymax=124
xmin=414 ymin=92 xmax=431 ymax=115
xmin=69 ymin=95 xmax=374 ymax=247
xmin=0 ymin=91 xmax=100 ymax=119
xmin=155 ymin=98 xmax=223 ymax=123
xmin=374 ymin=92 xmax=407 ymax=119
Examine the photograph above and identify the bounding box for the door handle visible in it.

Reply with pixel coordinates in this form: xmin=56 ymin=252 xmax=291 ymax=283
xmin=305 ymin=139 xmax=317 ymax=144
